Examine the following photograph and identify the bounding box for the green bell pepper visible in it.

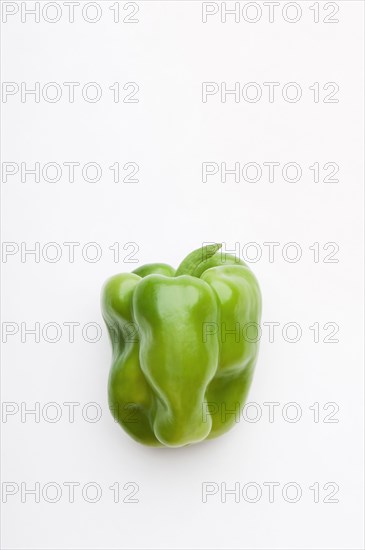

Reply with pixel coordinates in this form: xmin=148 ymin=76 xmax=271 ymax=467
xmin=102 ymin=243 xmax=261 ymax=447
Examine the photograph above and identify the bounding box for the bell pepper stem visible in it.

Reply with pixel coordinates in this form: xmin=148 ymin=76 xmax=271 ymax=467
xmin=175 ymin=243 xmax=222 ymax=277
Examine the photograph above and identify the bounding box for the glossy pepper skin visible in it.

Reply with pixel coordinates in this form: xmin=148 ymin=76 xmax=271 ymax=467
xmin=102 ymin=244 xmax=261 ymax=447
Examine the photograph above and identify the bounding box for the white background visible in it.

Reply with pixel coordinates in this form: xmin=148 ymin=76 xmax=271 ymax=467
xmin=1 ymin=1 xmax=364 ymax=549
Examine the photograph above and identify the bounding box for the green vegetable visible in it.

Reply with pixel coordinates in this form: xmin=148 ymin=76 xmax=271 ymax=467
xmin=102 ymin=244 xmax=261 ymax=447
